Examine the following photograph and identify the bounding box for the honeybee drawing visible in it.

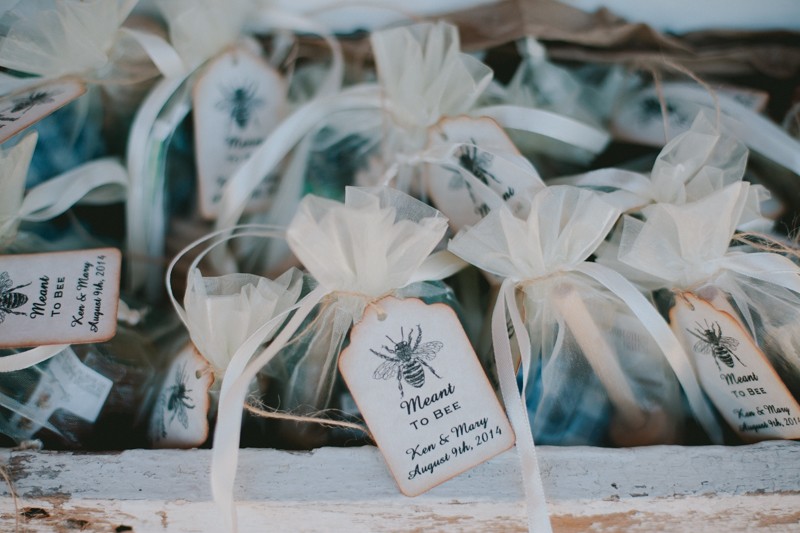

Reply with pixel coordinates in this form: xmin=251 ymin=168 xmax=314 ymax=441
xmin=215 ymin=82 xmax=265 ymax=129
xmin=688 ymin=320 xmax=746 ymax=370
xmin=10 ymin=91 xmax=55 ymax=114
xmin=0 ymin=271 xmax=30 ymax=324
xmin=370 ymin=325 xmax=443 ymax=397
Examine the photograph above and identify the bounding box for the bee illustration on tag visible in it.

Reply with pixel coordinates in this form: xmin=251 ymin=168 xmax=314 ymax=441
xmin=159 ymin=362 xmax=194 ymax=437
xmin=455 ymin=143 xmax=497 ymax=186
xmin=10 ymin=90 xmax=56 ymax=114
xmin=0 ymin=271 xmax=30 ymax=324
xmin=370 ymin=325 xmax=443 ymax=397
xmin=688 ymin=320 xmax=746 ymax=370
xmin=447 ymin=141 xmax=514 ymax=216
xmin=215 ymin=82 xmax=265 ymax=129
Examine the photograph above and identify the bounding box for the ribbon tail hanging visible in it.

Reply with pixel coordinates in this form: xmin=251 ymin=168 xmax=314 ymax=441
xmin=126 ymin=72 xmax=193 ymax=294
xmin=491 ymin=279 xmax=552 ymax=533
xmin=211 ymin=285 xmax=328 ymax=532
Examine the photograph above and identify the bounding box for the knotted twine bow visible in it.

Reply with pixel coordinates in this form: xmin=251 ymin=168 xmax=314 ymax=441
xmin=449 ymin=186 xmax=725 ymax=532
xmin=0 ymin=131 xmax=128 ymax=373
xmin=208 ymin=187 xmax=468 ymax=531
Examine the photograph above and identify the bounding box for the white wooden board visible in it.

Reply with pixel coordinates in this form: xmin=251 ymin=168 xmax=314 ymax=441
xmin=0 ymin=441 xmax=798 ymax=531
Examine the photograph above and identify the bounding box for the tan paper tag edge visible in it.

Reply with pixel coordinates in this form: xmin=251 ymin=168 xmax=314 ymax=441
xmin=425 ymin=115 xmax=534 ymax=230
xmin=150 ymin=342 xmax=213 ymax=449
xmin=192 ymin=46 xmax=287 ymax=220
xmin=0 ymin=248 xmax=121 ymax=348
xmin=670 ymin=292 xmax=800 ymax=441
xmin=0 ymin=78 xmax=87 ymax=144
xmin=339 ymin=296 xmax=515 ymax=497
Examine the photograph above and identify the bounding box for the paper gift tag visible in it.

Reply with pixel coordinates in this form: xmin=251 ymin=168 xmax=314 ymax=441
xmin=193 ymin=46 xmax=287 ymax=219
xmin=0 ymin=248 xmax=121 ymax=348
xmin=0 ymin=78 xmax=87 ymax=144
xmin=9 ymin=347 xmax=113 ymax=439
xmin=670 ymin=292 xmax=800 ymax=441
xmin=339 ymin=296 xmax=515 ymax=496
xmin=426 ymin=116 xmax=539 ymax=231
xmin=149 ymin=342 xmax=213 ymax=448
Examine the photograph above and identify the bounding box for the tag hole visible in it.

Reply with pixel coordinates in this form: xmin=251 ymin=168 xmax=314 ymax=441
xmin=377 ymin=311 xmax=387 ymax=322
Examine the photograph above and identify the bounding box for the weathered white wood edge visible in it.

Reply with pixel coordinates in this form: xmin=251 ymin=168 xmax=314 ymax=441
xmin=0 ymin=441 xmax=797 ymax=532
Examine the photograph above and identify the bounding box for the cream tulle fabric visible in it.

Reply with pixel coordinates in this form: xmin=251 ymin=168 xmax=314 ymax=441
xmin=372 ymin=21 xmax=492 ymax=133
xmin=272 ymin=187 xmax=451 ymax=428
xmin=450 ymin=186 xmax=688 ymax=444
xmin=616 ymin=181 xmax=800 ymax=393
xmin=211 ymin=188 xmax=464 ymax=530
xmin=618 ymin=182 xmax=761 ymax=289
xmin=316 ymin=21 xmax=496 ymax=193
xmin=287 ymin=187 xmax=449 ymax=296
xmin=156 ymin=0 xmax=249 ymax=72
xmin=0 ymin=132 xmax=37 ymax=246
xmin=0 ymin=0 xmax=135 ymax=78
xmin=554 ymin=113 xmax=769 ymax=227
xmin=450 ymin=186 xmax=617 ymax=281
xmin=0 ymin=0 xmax=149 ymax=85
xmin=183 ymin=268 xmax=304 ymax=379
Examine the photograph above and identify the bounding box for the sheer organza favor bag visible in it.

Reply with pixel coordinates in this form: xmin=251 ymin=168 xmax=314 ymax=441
xmin=450 ymin=185 xmax=721 ymax=446
xmin=0 ymin=124 xmax=155 ymax=451
xmin=162 ymin=226 xmax=306 ymax=447
xmin=616 ymin=182 xmax=800 ymax=441
xmin=127 ymin=0 xmax=345 ymax=296
xmin=210 ymin=187 xmax=470 ymax=529
xmin=256 ymin=188 xmax=469 ymax=447
xmin=214 ymin=22 xmax=609 ymax=246
xmin=553 ymin=113 xmax=770 ymax=229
